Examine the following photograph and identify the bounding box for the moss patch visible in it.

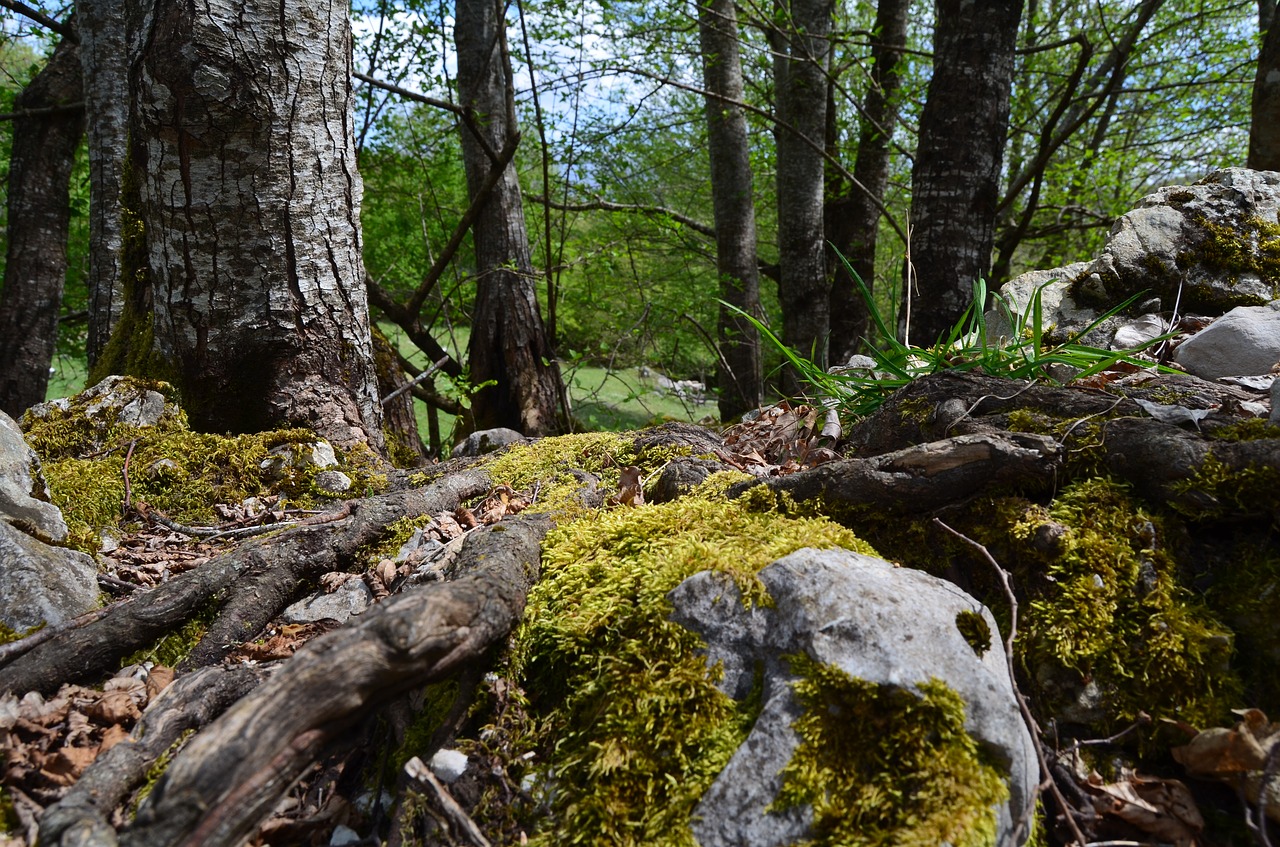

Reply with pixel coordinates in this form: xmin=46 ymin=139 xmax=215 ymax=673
xmin=23 ymin=379 xmax=386 ymax=552
xmin=1011 ymin=479 xmax=1238 ymax=731
xmin=510 ymin=496 xmax=875 ymax=846
xmin=773 ymin=656 xmax=1007 ymax=847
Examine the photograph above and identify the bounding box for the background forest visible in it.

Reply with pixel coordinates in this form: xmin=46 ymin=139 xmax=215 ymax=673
xmin=0 ymin=0 xmax=1262 ymax=448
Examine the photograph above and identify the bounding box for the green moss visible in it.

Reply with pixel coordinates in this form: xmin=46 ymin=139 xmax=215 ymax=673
xmin=955 ymin=610 xmax=992 ymax=658
xmin=1205 ymin=417 xmax=1280 ymax=442
xmin=1012 ymin=479 xmax=1238 ymax=730
xmin=1170 ymin=452 xmax=1280 ymax=521
xmin=511 ymin=497 xmax=875 ymax=846
xmin=1188 ymin=214 xmax=1280 ymax=301
xmin=24 ymin=381 xmax=386 ymax=552
xmin=0 ymin=785 xmax=19 ymax=834
xmin=0 ymin=621 xmax=42 ymax=645
xmin=1202 ymin=532 xmax=1280 ymax=709
xmin=131 ymin=728 xmax=195 ymax=815
xmin=393 ymin=680 xmax=461 ymax=774
xmin=773 ymin=656 xmax=1007 ymax=847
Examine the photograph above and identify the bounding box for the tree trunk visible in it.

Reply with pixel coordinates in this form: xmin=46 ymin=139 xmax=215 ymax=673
xmin=771 ymin=0 xmax=833 ymax=390
xmin=1251 ymin=0 xmax=1280 ymax=169
xmin=0 ymin=36 xmax=84 ymax=418
xmin=456 ymin=0 xmax=564 ymax=436
xmin=905 ymin=0 xmax=1023 ymax=346
xmin=698 ymin=0 xmax=763 ymax=421
xmin=826 ymin=0 xmax=910 ymax=362
xmin=125 ymin=0 xmax=385 ymax=452
xmin=77 ymin=0 xmax=127 ymax=369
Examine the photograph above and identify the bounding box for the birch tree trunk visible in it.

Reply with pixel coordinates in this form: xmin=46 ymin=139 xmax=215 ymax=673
xmin=127 ymin=0 xmax=385 ymax=452
xmin=698 ymin=0 xmax=763 ymax=421
xmin=0 ymin=37 xmax=84 ymax=417
xmin=905 ymin=0 xmax=1023 ymax=346
xmin=455 ymin=0 xmax=564 ymax=436
xmin=771 ymin=0 xmax=833 ymax=389
xmin=77 ymin=0 xmax=127 ymax=369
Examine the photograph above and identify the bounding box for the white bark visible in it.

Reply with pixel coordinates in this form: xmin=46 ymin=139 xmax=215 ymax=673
xmin=131 ymin=0 xmax=384 ymax=450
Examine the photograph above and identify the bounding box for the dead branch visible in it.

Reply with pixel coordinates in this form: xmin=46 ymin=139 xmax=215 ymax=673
xmin=38 ymin=665 xmax=269 ymax=847
xmin=0 ymin=471 xmax=490 ymax=696
xmin=119 ymin=515 xmax=552 ymax=847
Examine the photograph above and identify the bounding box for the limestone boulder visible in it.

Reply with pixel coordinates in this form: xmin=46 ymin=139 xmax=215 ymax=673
xmin=0 ymin=409 xmax=66 ymax=541
xmin=453 ymin=427 xmax=527 ymax=457
xmin=1081 ymin=168 xmax=1280 ymax=313
xmin=669 ymin=548 xmax=1037 ymax=847
xmin=1173 ymin=300 xmax=1280 ymax=379
xmin=0 ymin=521 xmax=98 ymax=631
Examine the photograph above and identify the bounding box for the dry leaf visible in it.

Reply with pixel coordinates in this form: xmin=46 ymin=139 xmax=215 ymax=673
xmin=608 ymin=466 xmax=645 ymax=507
xmin=1085 ymin=770 xmax=1204 ymax=846
xmin=1173 ymin=709 xmax=1280 ymax=823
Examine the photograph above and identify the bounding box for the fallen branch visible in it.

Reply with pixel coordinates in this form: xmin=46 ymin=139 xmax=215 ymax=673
xmin=120 ymin=515 xmax=552 ymax=847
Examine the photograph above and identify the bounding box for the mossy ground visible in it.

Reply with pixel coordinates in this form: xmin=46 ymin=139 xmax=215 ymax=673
xmin=22 ymin=377 xmax=386 ymax=552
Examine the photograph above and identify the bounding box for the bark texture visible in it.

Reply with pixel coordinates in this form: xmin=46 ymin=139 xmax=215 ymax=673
xmin=1251 ymin=2 xmax=1280 ymax=169
xmin=0 ymin=37 xmax=84 ymax=417
xmin=456 ymin=0 xmax=563 ymax=436
xmin=78 ymin=0 xmax=127 ymax=368
xmin=699 ymin=0 xmax=763 ymax=421
xmin=826 ymin=0 xmax=909 ymax=361
xmin=129 ymin=0 xmax=384 ymax=451
xmin=906 ymin=0 xmax=1023 ymax=345
xmin=771 ymin=0 xmax=833 ymax=387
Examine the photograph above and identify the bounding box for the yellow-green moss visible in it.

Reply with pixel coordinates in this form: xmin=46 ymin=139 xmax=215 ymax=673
xmin=509 ymin=496 xmax=876 ymax=846
xmin=24 ymin=381 xmax=386 ymax=552
xmin=1170 ymin=452 xmax=1280 ymax=521
xmin=773 ymin=656 xmax=1007 ymax=847
xmin=131 ymin=728 xmax=195 ymax=815
xmin=1189 ymin=214 xmax=1280 ymax=300
xmin=1205 ymin=418 xmax=1280 ymax=442
xmin=0 ymin=785 xmax=19 ymax=834
xmin=123 ymin=604 xmax=218 ymax=668
xmin=1011 ymin=479 xmax=1238 ymax=730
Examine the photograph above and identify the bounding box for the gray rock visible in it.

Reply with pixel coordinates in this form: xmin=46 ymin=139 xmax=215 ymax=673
xmin=649 ymin=458 xmax=725 ymax=504
xmin=1083 ymin=168 xmax=1280 ymax=312
xmin=453 ymin=427 xmax=527 ymax=457
xmin=314 ymin=470 xmax=352 ymax=493
xmin=669 ymin=549 xmax=1036 ymax=847
xmin=280 ymin=578 xmax=373 ymax=624
xmin=987 ymin=261 xmax=1096 ymax=342
xmin=1174 ymin=301 xmax=1280 ymax=379
xmin=429 ymin=748 xmax=469 ymax=783
xmin=0 ymin=520 xmax=99 ymax=631
xmin=0 ymin=410 xmax=67 ymax=542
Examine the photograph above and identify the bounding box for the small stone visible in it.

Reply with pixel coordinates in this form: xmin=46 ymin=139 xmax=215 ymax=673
xmin=280 ymin=579 xmax=373 ymax=624
xmin=309 ymin=441 xmax=339 ymax=469
xmin=314 ymin=470 xmax=352 ymax=493
xmin=329 ymin=825 xmax=361 ymax=846
xmin=429 ymin=748 xmax=469 ymax=783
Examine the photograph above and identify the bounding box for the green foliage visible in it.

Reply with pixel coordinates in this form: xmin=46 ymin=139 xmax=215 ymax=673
xmin=510 ymin=496 xmax=874 ymax=845
xmin=773 ymin=656 xmax=1007 ymax=847
xmin=740 ymin=260 xmax=1172 ymax=420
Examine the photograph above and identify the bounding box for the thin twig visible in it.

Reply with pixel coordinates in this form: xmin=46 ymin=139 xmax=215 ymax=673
xmin=122 ymin=438 xmax=138 ymax=511
xmin=404 ymin=756 xmax=491 ymax=847
xmin=383 ymin=356 xmax=450 ymax=405
xmin=932 ymin=518 xmax=1091 ymax=847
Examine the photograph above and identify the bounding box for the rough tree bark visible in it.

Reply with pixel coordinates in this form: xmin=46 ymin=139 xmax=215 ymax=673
xmin=826 ymin=0 xmax=909 ymax=362
xmin=77 ymin=0 xmax=127 ymax=368
xmin=456 ymin=0 xmax=564 ymax=436
xmin=121 ymin=0 xmax=385 ymax=451
xmin=699 ymin=0 xmax=764 ymax=421
xmin=770 ymin=0 xmax=834 ymax=388
xmin=0 ymin=36 xmax=84 ymax=418
xmin=905 ymin=0 xmax=1024 ymax=345
xmin=1250 ymin=0 xmax=1280 ymax=169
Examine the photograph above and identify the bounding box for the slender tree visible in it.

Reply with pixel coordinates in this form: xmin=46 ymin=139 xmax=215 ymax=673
xmin=1251 ymin=0 xmax=1280 ymax=168
xmin=116 ymin=0 xmax=385 ymax=451
xmin=0 ymin=35 xmax=84 ymax=417
xmin=770 ymin=0 xmax=834 ymax=387
xmin=455 ymin=0 xmax=564 ymax=436
xmin=905 ymin=0 xmax=1023 ymax=345
xmin=698 ymin=0 xmax=763 ymax=420
xmin=77 ymin=0 xmax=127 ymax=367
xmin=826 ymin=0 xmax=910 ymax=361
